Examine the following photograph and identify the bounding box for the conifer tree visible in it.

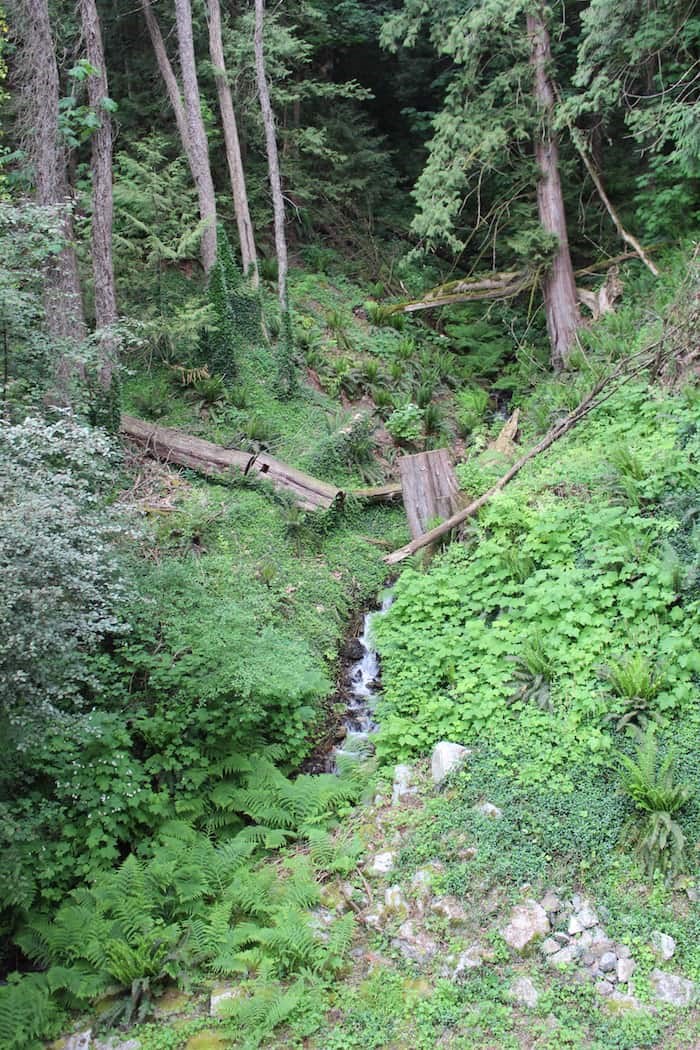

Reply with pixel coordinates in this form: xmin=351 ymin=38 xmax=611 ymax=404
xmin=79 ymin=0 xmax=119 ymax=416
xmin=254 ymin=0 xmax=295 ymax=395
xmin=383 ymin=0 xmax=581 ymax=368
xmin=207 ymin=0 xmax=258 ymax=284
xmin=10 ymin=0 xmax=86 ymax=390
xmin=174 ymin=0 xmax=218 ymax=273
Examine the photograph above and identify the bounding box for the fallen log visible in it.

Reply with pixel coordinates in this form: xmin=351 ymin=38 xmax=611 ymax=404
xmin=352 ymin=482 xmax=403 ymax=503
xmin=121 ymin=415 xmax=404 ymax=510
xmin=121 ymin=414 xmax=342 ymax=511
xmin=385 ymin=344 xmax=661 ymax=565
xmin=388 ymin=251 xmax=660 ymax=316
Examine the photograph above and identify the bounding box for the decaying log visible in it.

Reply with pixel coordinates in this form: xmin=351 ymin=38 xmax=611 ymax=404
xmin=398 ymin=449 xmax=460 ymax=540
xmin=388 ymin=251 xmax=658 ymax=317
xmin=388 ymin=271 xmax=532 ymax=314
xmin=385 ymin=343 xmax=661 ymax=565
xmin=121 ymin=415 xmax=341 ymax=511
xmin=121 ymin=415 xmax=404 ymax=510
xmin=352 ymin=482 xmax=403 ymax=503
xmin=490 ymin=408 xmax=520 ymax=455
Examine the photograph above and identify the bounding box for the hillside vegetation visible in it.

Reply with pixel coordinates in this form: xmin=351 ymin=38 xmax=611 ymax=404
xmin=0 ymin=1 xmax=699 ymax=1047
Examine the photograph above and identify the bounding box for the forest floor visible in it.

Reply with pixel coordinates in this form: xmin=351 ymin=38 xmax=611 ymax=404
xmin=48 ymin=256 xmax=700 ymax=1050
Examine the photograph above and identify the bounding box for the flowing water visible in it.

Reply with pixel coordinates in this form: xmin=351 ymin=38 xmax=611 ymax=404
xmin=332 ymin=592 xmax=393 ymax=769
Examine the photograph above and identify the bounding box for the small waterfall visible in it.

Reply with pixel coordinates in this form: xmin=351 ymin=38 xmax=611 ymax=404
xmin=333 ymin=592 xmax=393 ymax=768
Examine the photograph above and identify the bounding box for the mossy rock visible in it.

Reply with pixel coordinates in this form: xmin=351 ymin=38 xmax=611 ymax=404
xmin=153 ymin=986 xmax=192 ymax=1018
xmin=184 ymin=1031 xmax=228 ymax=1050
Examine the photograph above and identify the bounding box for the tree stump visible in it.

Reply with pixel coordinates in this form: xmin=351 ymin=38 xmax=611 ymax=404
xmin=398 ymin=449 xmax=460 ymax=540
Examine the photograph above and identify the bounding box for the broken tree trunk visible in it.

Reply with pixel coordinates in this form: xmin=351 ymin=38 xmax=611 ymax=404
xmin=568 ymin=124 xmax=660 ymax=278
xmin=398 ymin=450 xmax=460 ymax=540
xmin=121 ymin=415 xmax=341 ymax=511
xmin=385 ymin=345 xmax=661 ymax=564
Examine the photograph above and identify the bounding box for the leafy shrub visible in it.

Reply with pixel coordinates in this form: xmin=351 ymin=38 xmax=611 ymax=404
xmin=619 ymin=728 xmax=692 ymax=880
xmin=0 ymin=414 xmax=129 ymax=745
xmin=386 ymin=403 xmax=423 ymax=443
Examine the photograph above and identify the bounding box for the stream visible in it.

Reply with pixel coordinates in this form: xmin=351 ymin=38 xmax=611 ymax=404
xmin=331 ymin=592 xmax=393 ymax=771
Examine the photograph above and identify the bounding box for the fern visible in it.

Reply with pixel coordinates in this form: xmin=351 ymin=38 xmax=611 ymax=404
xmin=0 ymin=975 xmax=62 ymax=1050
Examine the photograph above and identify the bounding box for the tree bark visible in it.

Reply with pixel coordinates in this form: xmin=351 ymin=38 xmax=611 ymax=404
xmin=12 ymin=0 xmax=86 ymax=366
xmin=207 ymin=0 xmax=258 ymax=284
xmin=140 ymin=0 xmax=192 ymax=162
xmin=527 ymin=9 xmax=580 ymax=370
xmin=254 ymin=0 xmax=288 ymax=315
xmin=79 ymin=0 xmax=118 ymax=391
xmin=174 ymin=0 xmax=217 ymax=273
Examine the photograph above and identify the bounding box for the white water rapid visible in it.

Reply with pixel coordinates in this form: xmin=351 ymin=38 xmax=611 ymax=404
xmin=332 ymin=592 xmax=393 ymax=769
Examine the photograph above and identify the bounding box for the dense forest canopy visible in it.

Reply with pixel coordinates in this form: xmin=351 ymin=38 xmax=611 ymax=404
xmin=0 ymin=0 xmax=699 ymax=1047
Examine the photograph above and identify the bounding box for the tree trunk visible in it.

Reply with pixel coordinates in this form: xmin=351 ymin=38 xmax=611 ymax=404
xmin=79 ymin=0 xmax=118 ymax=392
xmin=140 ymin=0 xmax=192 ymax=162
xmin=13 ymin=0 xmax=86 ymax=370
xmin=174 ymin=0 xmax=217 ymax=274
xmin=253 ymin=0 xmax=288 ymax=315
xmin=207 ymin=0 xmax=258 ymax=283
xmin=527 ymin=9 xmax=580 ymax=370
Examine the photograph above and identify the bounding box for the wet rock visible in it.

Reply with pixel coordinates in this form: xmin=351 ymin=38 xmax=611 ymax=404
xmin=502 ymin=900 xmax=549 ymax=955
xmin=650 ymin=930 xmax=676 ymax=961
xmin=344 ymin=638 xmax=365 ymax=661
xmin=392 ymin=764 xmax=413 ymax=805
xmin=393 ymin=920 xmax=438 ymax=964
xmin=368 ymin=851 xmax=395 ymax=875
xmin=430 ymin=896 xmax=468 ymax=925
xmin=595 ymin=980 xmax=614 ymax=997
xmin=650 ymin=969 xmax=697 ymax=1007
xmin=431 ymin=742 xmax=470 ymax=785
xmin=64 ymin=1034 xmax=91 ymax=1050
xmin=616 ymin=957 xmax=636 ymax=984
xmin=475 ymin=801 xmax=503 ymax=819
xmin=509 ymin=976 xmax=540 ymax=1008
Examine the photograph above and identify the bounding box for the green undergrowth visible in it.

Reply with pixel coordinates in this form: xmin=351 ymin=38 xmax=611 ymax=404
xmin=375 ymin=380 xmax=700 ymax=787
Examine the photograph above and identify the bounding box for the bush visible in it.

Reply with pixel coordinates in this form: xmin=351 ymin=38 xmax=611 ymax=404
xmin=0 ymin=414 xmax=129 ymax=746
xmin=386 ymin=403 xmax=423 ymax=443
